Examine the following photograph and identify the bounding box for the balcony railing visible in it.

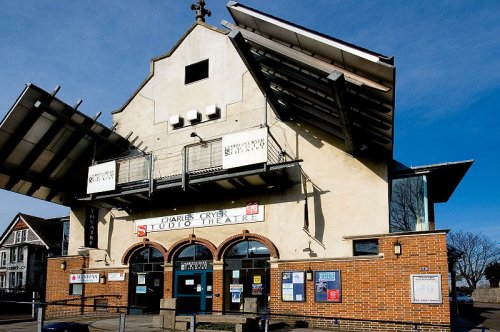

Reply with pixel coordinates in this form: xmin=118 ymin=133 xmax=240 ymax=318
xmin=114 ymin=130 xmax=286 ymax=191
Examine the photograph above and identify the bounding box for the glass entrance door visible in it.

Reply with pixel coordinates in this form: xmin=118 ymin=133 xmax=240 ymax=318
xmin=128 ymin=247 xmax=164 ymax=314
xmin=129 ymin=271 xmax=164 ymax=313
xmin=174 ymin=270 xmax=213 ymax=314
xmin=173 ymin=244 xmax=214 ymax=314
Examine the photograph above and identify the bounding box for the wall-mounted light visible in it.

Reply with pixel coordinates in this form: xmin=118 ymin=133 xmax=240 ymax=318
xmin=190 ymin=132 xmax=203 ymax=142
xmin=100 ymin=275 xmax=107 ymax=284
xmin=60 ymin=260 xmax=67 ymax=271
xmin=306 ymin=269 xmax=313 ymax=281
xmin=394 ymin=240 xmax=402 ymax=256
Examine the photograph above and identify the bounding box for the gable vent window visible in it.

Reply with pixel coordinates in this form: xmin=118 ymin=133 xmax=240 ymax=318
xmin=185 ymin=59 xmax=209 ymax=84
xmin=15 ymin=230 xmax=27 ymax=244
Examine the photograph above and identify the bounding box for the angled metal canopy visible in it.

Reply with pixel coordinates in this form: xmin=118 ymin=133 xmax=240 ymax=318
xmin=390 ymin=160 xmax=474 ymax=203
xmin=0 ymin=84 xmax=134 ymax=205
xmin=225 ymin=2 xmax=395 ymax=157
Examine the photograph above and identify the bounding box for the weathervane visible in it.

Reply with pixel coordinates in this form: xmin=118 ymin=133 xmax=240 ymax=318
xmin=191 ymin=0 xmax=211 ymax=23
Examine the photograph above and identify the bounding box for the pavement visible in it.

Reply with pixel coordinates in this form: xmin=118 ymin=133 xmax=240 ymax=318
xmin=0 ymin=303 xmax=498 ymax=332
xmin=0 ymin=315 xmax=334 ymax=332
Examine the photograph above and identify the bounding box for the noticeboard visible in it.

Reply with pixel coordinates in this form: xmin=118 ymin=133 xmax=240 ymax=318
xmin=410 ymin=274 xmax=442 ymax=304
xmin=314 ymin=270 xmax=341 ymax=303
xmin=281 ymin=271 xmax=305 ymax=302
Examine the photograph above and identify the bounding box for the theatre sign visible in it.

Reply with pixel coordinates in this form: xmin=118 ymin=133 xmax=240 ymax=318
xmin=135 ymin=202 xmax=264 ymax=236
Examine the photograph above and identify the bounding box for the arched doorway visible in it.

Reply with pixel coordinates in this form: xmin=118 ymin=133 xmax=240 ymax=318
xmin=223 ymin=240 xmax=270 ymax=312
xmin=128 ymin=246 xmax=164 ymax=313
xmin=173 ymin=244 xmax=213 ymax=314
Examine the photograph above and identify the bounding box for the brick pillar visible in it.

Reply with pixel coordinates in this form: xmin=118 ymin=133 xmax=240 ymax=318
xmin=164 ymin=263 xmax=174 ymax=298
xmin=212 ymin=260 xmax=224 ymax=313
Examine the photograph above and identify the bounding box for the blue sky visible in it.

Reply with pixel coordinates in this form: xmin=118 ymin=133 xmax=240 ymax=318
xmin=0 ymin=1 xmax=499 ymax=243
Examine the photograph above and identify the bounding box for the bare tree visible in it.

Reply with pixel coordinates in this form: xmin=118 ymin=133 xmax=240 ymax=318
xmin=448 ymin=231 xmax=500 ymax=289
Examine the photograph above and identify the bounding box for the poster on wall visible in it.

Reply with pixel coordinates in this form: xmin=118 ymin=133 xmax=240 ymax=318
xmin=281 ymin=271 xmax=305 ymax=302
xmin=230 ymin=284 xmax=244 ymax=303
xmin=108 ymin=272 xmax=126 ymax=282
xmin=137 ymin=273 xmax=146 ymax=285
xmin=314 ymin=270 xmax=341 ymax=303
xmin=410 ymin=274 xmax=442 ymax=304
xmin=136 ymin=285 xmax=147 ymax=294
xmin=252 ymin=284 xmax=263 ymax=295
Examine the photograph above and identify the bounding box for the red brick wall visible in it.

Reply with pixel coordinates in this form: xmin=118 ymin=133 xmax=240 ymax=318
xmin=212 ymin=268 xmax=224 ymax=312
xmin=269 ymin=233 xmax=450 ymax=331
xmin=46 ymin=256 xmax=128 ymax=317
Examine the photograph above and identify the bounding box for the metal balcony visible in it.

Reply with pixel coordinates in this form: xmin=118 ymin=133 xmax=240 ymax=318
xmin=80 ymin=130 xmax=299 ymax=208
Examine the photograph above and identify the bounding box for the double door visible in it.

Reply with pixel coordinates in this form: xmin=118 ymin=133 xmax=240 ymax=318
xmin=129 ymin=271 xmax=164 ymax=313
xmin=174 ymin=270 xmax=213 ymax=314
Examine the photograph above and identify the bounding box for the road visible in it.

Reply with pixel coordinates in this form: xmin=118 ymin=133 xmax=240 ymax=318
xmin=458 ymin=302 xmax=500 ymax=331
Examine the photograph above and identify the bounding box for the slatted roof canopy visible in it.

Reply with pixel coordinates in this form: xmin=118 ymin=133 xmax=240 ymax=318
xmin=225 ymin=1 xmax=395 ymax=157
xmin=0 ymin=84 xmax=134 ymax=205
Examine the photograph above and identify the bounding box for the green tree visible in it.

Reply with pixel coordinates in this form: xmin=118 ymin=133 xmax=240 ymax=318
xmin=485 ymin=261 xmax=500 ymax=288
xmin=448 ymin=231 xmax=500 ymax=289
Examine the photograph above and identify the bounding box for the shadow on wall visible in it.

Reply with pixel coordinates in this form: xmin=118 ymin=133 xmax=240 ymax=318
xmin=313 ymin=186 xmax=325 ymax=243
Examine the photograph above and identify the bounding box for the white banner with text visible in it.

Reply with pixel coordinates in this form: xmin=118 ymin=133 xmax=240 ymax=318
xmin=135 ymin=203 xmax=264 ymax=236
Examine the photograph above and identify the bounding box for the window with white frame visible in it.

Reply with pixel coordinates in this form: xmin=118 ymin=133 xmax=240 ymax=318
xmin=8 ymin=247 xmax=23 ymax=263
xmin=9 ymin=272 xmax=15 ymax=288
xmin=18 ymin=247 xmax=24 ymax=262
xmin=0 ymin=252 xmax=6 ymax=267
xmin=9 ymin=248 xmax=17 ymax=263
xmin=15 ymin=230 xmax=27 ymax=244
xmin=0 ymin=274 xmax=5 ymax=288
xmin=16 ymin=272 xmax=23 ymax=288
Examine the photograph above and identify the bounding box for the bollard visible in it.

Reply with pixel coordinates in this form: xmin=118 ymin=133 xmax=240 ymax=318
xmin=190 ymin=314 xmax=196 ymax=332
xmin=32 ymin=291 xmax=38 ymax=318
xmin=37 ymin=306 xmax=44 ymax=332
xmin=264 ymin=318 xmax=269 ymax=332
xmin=119 ymin=313 xmax=126 ymax=332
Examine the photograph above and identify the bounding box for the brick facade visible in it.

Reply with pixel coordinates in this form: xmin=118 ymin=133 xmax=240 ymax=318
xmin=45 ymin=232 xmax=451 ymax=331
xmin=270 ymin=233 xmax=450 ymax=331
xmin=46 ymin=256 xmax=128 ymax=317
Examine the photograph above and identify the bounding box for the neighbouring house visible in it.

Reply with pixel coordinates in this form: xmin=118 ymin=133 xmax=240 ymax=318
xmin=0 ymin=2 xmax=472 ymax=331
xmin=0 ymin=213 xmax=68 ymax=299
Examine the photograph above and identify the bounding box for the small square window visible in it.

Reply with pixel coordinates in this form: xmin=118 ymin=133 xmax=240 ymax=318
xmin=353 ymin=239 xmax=378 ymax=256
xmin=185 ymin=59 xmax=209 ymax=84
xmin=70 ymin=284 xmax=83 ymax=295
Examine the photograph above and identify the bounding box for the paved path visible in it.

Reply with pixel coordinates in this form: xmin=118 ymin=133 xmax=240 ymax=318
xmin=1 ymin=307 xmax=498 ymax=332
xmin=0 ymin=315 xmax=334 ymax=332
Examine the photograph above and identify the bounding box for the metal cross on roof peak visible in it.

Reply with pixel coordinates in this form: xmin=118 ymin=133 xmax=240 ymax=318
xmin=191 ymin=0 xmax=211 ymax=23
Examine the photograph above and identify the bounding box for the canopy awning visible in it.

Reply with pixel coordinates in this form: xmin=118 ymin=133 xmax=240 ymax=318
xmin=390 ymin=160 xmax=473 ymax=203
xmin=225 ymin=1 xmax=395 ymax=157
xmin=0 ymin=84 xmax=134 ymax=205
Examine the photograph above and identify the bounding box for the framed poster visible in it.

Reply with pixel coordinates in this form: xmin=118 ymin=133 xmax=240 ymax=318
xmin=281 ymin=271 xmax=305 ymax=302
xmin=314 ymin=270 xmax=341 ymax=303
xmin=410 ymin=274 xmax=442 ymax=304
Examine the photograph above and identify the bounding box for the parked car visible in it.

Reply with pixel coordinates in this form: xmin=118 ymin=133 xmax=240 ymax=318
xmin=456 ymin=292 xmax=474 ymax=306
xmin=42 ymin=322 xmax=90 ymax=332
